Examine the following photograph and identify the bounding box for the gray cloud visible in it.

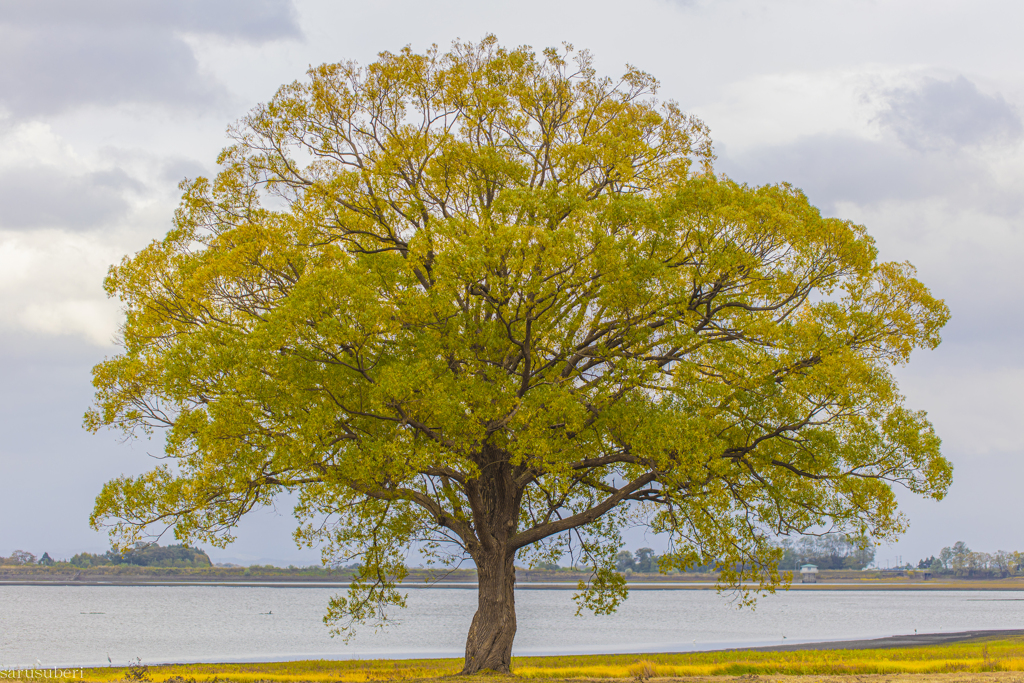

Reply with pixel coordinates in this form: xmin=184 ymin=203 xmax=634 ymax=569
xmin=717 ymin=134 xmax=961 ymax=208
xmin=0 ymin=166 xmax=141 ymax=230
xmin=159 ymin=158 xmax=211 ymax=185
xmin=0 ymin=0 xmax=301 ymax=116
xmin=0 ymin=28 xmax=227 ymax=115
xmin=0 ymin=0 xmax=301 ymax=40
xmin=717 ymin=132 xmax=1023 ymax=216
xmin=877 ymin=76 xmax=1023 ymax=151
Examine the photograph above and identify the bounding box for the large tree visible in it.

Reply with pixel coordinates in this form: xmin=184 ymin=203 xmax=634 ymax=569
xmin=87 ymin=37 xmax=952 ymax=673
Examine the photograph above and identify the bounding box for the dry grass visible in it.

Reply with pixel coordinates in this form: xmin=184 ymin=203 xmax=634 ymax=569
xmin=72 ymin=635 xmax=1024 ymax=682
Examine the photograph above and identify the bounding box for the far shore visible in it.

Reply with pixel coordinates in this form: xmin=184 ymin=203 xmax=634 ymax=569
xmin=2 ymin=568 xmax=1024 ymax=591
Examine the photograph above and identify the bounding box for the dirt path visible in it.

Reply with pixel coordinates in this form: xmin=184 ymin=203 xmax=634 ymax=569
xmin=652 ymin=675 xmax=1024 ymax=683
xmin=748 ymin=630 xmax=1024 ymax=652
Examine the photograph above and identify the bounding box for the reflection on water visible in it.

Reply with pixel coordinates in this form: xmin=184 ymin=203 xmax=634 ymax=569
xmin=1 ymin=586 xmax=1022 ymax=668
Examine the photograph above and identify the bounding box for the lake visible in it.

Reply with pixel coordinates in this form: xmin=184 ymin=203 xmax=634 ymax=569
xmin=1 ymin=585 xmax=1022 ymax=669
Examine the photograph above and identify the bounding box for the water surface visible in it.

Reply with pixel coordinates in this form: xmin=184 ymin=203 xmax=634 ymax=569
xmin=1 ymin=586 xmax=1021 ymax=668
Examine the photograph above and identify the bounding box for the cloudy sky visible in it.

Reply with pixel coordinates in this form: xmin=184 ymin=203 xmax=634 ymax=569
xmin=1 ymin=0 xmax=1020 ymax=568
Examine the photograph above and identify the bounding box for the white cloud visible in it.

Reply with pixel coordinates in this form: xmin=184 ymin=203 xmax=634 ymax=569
xmin=693 ymin=68 xmax=891 ymax=153
xmin=0 ymin=121 xmax=145 ymax=232
xmin=709 ymin=68 xmax=1024 ymax=223
xmin=832 ymin=200 xmax=1024 ymax=305
xmin=0 ymin=118 xmax=199 ymax=346
xmin=700 ymin=69 xmax=1024 ymax=208
xmin=20 ymin=299 xmax=121 ymax=346
xmin=0 ymin=238 xmax=34 ymax=289
xmin=0 ymin=120 xmax=84 ymax=170
xmin=0 ymin=231 xmax=124 ymax=346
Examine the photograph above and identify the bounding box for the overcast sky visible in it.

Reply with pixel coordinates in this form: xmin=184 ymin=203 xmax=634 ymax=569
xmin=0 ymin=0 xmax=1020 ymax=568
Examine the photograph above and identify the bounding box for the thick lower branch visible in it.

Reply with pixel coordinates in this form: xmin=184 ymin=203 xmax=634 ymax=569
xmin=510 ymin=471 xmax=658 ymax=550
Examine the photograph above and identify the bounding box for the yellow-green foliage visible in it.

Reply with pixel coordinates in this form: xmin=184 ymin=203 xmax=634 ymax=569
xmin=86 ymin=36 xmax=952 ymax=647
xmin=77 ymin=636 xmax=1024 ymax=681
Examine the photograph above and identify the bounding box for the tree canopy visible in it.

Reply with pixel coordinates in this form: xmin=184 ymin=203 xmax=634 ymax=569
xmin=87 ymin=37 xmax=952 ymax=673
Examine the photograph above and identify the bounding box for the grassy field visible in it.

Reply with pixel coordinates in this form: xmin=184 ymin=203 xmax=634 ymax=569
xmin=68 ymin=634 xmax=1024 ymax=682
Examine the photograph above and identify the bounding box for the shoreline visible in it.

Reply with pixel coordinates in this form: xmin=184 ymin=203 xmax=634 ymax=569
xmin=745 ymin=629 xmax=1024 ymax=651
xmin=17 ymin=629 xmax=1024 ymax=674
xmin=6 ymin=629 xmax=1023 ymax=673
xmin=2 ymin=578 xmax=1024 ymax=590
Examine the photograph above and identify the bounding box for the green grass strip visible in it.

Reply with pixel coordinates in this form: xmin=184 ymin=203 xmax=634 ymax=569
xmin=67 ymin=634 xmax=1024 ymax=681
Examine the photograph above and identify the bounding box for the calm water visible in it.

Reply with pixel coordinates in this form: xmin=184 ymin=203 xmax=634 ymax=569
xmin=1 ymin=586 xmax=1022 ymax=668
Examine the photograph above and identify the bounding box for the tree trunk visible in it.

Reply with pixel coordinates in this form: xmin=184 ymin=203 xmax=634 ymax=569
xmin=462 ymin=549 xmax=517 ymax=674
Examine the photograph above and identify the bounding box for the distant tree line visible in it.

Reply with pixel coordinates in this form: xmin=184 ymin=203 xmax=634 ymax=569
xmin=612 ymin=547 xmax=701 ymax=573
xmin=0 ymin=550 xmax=49 ymax=566
xmin=72 ymin=542 xmax=212 ymax=568
xmin=0 ymin=543 xmax=212 ymax=568
xmin=612 ymin=535 xmax=878 ymax=574
xmin=538 ymin=536 xmax=876 ymax=575
xmin=779 ymin=534 xmax=876 ymax=570
xmin=6 ymin=539 xmax=1022 ymax=578
xmin=526 ymin=549 xmax=671 ymax=573
xmin=917 ymin=542 xmax=1023 ymax=578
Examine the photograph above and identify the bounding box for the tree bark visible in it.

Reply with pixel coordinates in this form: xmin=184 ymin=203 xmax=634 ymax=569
xmin=462 ymin=548 xmax=517 ymax=674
